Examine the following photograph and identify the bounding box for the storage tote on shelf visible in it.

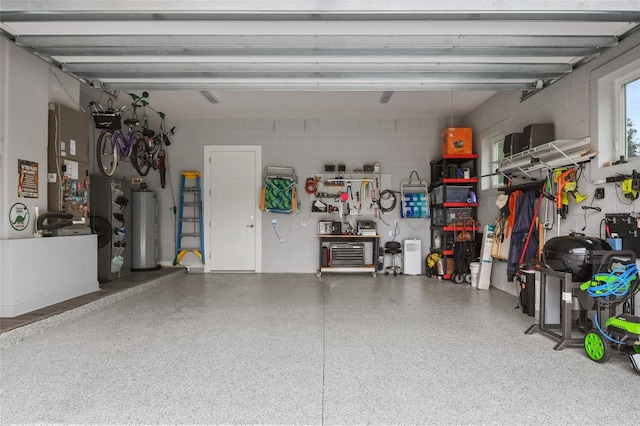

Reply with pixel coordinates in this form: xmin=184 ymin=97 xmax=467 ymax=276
xmin=441 ymin=127 xmax=473 ymax=155
xmin=400 ymin=173 xmax=429 ymax=218
xmin=260 ymin=166 xmax=298 ymax=214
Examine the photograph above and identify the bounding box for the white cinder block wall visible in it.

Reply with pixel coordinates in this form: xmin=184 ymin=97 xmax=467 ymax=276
xmin=463 ymin=30 xmax=640 ymax=312
xmin=157 ymin=117 xmax=449 ymax=272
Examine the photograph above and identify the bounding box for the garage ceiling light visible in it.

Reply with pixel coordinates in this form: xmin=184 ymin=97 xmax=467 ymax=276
xmin=200 ymin=90 xmax=219 ymax=104
xmin=379 ymin=91 xmax=393 ymax=104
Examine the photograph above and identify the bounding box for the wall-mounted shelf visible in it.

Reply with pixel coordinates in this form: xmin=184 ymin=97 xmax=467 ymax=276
xmin=494 ymin=137 xmax=594 ymax=176
xmin=498 ymin=181 xmax=545 ymax=194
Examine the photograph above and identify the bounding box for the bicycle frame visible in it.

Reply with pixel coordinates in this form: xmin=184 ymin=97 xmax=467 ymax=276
xmin=131 ymin=126 xmax=175 ymax=188
xmin=91 ymin=92 xmax=148 ymax=177
xmin=104 ymin=123 xmax=139 ymax=158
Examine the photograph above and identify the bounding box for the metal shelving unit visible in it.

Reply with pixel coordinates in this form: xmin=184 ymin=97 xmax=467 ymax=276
xmin=430 ymin=153 xmax=478 ymax=279
xmin=494 ymin=137 xmax=594 ymax=176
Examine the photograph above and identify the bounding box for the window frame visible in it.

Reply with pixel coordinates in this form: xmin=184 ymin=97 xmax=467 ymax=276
xmin=479 ymin=121 xmax=507 ymax=191
xmin=490 ymin=134 xmax=505 ymax=188
xmin=622 ymin=75 xmax=640 ymax=159
xmin=591 ymin=44 xmax=640 ymax=179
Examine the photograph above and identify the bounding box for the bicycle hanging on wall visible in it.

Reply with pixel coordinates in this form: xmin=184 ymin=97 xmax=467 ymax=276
xmin=90 ymin=92 xmax=149 ymax=177
xmin=131 ymin=110 xmax=175 ymax=189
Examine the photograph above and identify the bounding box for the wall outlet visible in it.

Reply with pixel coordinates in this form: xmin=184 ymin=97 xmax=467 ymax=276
xmin=387 ymin=230 xmax=393 ymax=237
xmin=272 ymin=219 xmax=277 ymax=227
xmin=394 ymin=219 xmax=399 ymax=226
xmin=301 ymin=219 xmax=307 ymax=226
xmin=279 ymin=236 xmax=288 ymax=243
xmin=594 ymin=188 xmax=605 ymax=199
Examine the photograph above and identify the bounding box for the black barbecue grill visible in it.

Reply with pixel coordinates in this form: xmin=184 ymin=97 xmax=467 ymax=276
xmin=542 ymin=235 xmax=612 ymax=282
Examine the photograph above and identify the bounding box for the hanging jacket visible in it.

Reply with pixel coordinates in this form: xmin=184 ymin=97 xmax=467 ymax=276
xmin=507 ymin=191 xmax=539 ymax=281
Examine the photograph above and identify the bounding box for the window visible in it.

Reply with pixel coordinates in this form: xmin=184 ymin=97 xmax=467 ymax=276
xmin=591 ymin=44 xmax=640 ymax=178
xmin=491 ymin=135 xmax=505 ymax=188
xmin=624 ymin=77 xmax=640 ymax=159
xmin=479 ymin=120 xmax=508 ymax=190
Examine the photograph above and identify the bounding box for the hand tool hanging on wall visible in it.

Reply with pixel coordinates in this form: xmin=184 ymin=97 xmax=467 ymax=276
xmin=554 ymin=168 xmax=587 ymax=222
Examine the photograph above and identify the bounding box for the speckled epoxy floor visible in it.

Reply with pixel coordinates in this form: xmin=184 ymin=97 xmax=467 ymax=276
xmin=1 ymin=273 xmax=638 ymax=425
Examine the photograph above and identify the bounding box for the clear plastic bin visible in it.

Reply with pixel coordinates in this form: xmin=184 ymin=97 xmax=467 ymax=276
xmin=433 ymin=185 xmax=472 ymax=204
xmin=432 ymin=207 xmax=473 ymax=226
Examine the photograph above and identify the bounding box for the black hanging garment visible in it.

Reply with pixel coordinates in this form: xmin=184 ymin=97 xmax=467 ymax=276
xmin=452 ymin=239 xmax=475 ymax=281
xmin=507 ymin=190 xmax=539 ymax=281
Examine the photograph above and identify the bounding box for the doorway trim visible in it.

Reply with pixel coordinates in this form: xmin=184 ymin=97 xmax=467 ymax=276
xmin=203 ymin=145 xmax=262 ymax=273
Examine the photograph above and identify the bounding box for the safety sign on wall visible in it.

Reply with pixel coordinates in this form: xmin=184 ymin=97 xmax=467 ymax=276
xmin=9 ymin=202 xmax=29 ymax=231
xmin=18 ymin=159 xmax=39 ymax=198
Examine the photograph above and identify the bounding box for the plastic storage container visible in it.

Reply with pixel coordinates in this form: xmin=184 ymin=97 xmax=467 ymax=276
xmin=469 ymin=262 xmax=480 ymax=288
xmin=432 ymin=207 xmax=474 ymax=226
xmin=433 ymin=185 xmax=473 ymax=204
xmin=441 ymin=127 xmax=473 ymax=154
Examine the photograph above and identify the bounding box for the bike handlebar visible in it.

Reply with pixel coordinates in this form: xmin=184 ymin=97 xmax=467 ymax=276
xmin=90 ymin=91 xmax=149 ymax=115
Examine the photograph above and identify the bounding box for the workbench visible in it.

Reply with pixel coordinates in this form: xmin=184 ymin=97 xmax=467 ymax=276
xmin=317 ymin=234 xmax=379 ymax=277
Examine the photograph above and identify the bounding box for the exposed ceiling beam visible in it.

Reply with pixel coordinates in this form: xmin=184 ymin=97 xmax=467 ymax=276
xmin=62 ymin=63 xmax=573 ymax=74
xmin=1 ymin=9 xmax=639 ymax=23
xmin=32 ymin=46 xmax=607 ymax=58
xmin=75 ymin=72 xmax=569 ymax=82
xmin=2 ymin=3 xmax=637 ymax=96
xmin=15 ymin=34 xmax=619 ymax=48
xmin=90 ymin=81 xmax=533 ymax=91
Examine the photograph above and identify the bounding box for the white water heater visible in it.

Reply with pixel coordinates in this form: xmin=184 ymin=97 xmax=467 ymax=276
xmin=403 ymin=239 xmax=422 ymax=275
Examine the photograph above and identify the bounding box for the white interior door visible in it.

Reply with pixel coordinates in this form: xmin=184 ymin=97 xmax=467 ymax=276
xmin=205 ymin=147 xmax=261 ymax=271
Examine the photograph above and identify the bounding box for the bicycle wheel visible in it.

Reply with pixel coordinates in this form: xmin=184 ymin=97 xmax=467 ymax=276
xmin=131 ymin=134 xmax=150 ymax=176
xmin=158 ymin=150 xmax=167 ymax=188
xmin=96 ymin=131 xmax=118 ymax=177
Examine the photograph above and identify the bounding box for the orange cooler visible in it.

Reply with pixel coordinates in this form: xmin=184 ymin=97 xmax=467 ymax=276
xmin=442 ymin=127 xmax=473 ymax=154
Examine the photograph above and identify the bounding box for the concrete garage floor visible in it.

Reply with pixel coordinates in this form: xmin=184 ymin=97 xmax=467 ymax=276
xmin=0 ymin=272 xmax=638 ymax=425
xmin=0 ymin=267 xmax=185 ymax=334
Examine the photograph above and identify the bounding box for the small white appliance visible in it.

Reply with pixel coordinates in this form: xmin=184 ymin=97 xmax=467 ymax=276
xmin=403 ymin=239 xmax=422 ymax=275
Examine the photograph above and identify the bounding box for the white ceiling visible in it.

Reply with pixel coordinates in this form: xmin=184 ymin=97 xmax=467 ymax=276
xmin=124 ymin=91 xmax=495 ymax=120
xmin=2 ymin=1 xmax=640 ymax=119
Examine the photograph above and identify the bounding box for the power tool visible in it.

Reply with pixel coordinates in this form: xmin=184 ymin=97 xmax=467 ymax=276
xmin=621 ymin=170 xmax=640 ymax=200
xmin=554 ymin=168 xmax=588 ymax=219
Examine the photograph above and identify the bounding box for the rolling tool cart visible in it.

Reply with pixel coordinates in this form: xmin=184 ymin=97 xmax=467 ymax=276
xmin=579 ymin=251 xmax=640 ymax=374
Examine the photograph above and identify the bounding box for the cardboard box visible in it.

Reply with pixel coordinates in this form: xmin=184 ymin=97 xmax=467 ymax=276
xmin=446 ymin=258 xmax=455 ymax=275
xmin=442 ymin=127 xmax=473 ymax=155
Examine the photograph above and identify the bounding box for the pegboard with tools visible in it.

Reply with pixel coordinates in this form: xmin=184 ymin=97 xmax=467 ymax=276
xmin=306 ymin=171 xmax=391 ymax=218
xmin=605 ymin=213 xmax=640 ymax=239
